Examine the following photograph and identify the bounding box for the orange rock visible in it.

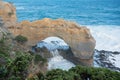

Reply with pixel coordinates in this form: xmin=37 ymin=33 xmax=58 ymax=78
xmin=0 ymin=1 xmax=17 ymax=28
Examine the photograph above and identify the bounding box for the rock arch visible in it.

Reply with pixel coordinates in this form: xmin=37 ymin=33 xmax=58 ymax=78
xmin=0 ymin=1 xmax=96 ymax=66
xmin=10 ymin=18 xmax=95 ymax=66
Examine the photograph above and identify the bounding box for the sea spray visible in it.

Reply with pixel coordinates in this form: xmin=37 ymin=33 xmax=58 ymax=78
xmin=87 ymin=25 xmax=120 ymax=51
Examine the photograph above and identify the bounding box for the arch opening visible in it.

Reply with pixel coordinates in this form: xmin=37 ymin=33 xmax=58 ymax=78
xmin=34 ymin=36 xmax=75 ymax=70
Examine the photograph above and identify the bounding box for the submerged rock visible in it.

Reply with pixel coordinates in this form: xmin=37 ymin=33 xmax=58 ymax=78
xmin=94 ymin=49 xmax=120 ymax=71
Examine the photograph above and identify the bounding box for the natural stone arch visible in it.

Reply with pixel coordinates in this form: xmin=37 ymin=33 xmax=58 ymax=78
xmin=9 ymin=18 xmax=96 ymax=66
xmin=0 ymin=1 xmax=95 ymax=66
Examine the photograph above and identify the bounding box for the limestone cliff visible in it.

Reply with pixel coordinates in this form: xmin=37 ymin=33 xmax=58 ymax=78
xmin=0 ymin=1 xmax=17 ymax=28
xmin=0 ymin=1 xmax=96 ymax=66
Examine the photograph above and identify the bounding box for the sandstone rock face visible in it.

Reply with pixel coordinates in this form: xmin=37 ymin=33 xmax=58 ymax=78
xmin=0 ymin=1 xmax=96 ymax=66
xmin=0 ymin=1 xmax=17 ymax=28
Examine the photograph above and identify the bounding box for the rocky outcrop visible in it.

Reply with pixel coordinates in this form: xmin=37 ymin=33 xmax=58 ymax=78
xmin=0 ymin=1 xmax=96 ymax=66
xmin=0 ymin=1 xmax=17 ymax=28
xmin=0 ymin=1 xmax=17 ymax=40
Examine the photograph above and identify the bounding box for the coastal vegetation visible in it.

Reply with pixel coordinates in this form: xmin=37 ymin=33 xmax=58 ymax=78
xmin=0 ymin=34 xmax=46 ymax=80
xmin=15 ymin=35 xmax=28 ymax=44
xmin=28 ymin=66 xmax=120 ymax=80
xmin=0 ymin=35 xmax=120 ymax=80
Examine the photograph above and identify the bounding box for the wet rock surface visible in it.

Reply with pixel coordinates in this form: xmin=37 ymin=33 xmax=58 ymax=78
xmin=94 ymin=49 xmax=120 ymax=71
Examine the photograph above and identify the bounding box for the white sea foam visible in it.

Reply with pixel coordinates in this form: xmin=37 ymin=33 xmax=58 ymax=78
xmin=37 ymin=37 xmax=69 ymax=51
xmin=86 ymin=25 xmax=120 ymax=52
xmin=37 ymin=37 xmax=75 ymax=70
xmin=48 ymin=50 xmax=75 ymax=70
xmin=109 ymin=54 xmax=120 ymax=68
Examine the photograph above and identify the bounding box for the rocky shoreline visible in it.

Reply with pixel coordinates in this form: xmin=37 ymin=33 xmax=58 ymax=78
xmin=94 ymin=49 xmax=120 ymax=71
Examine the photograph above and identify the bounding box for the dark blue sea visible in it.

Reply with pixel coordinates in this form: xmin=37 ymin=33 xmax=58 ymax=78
xmin=5 ymin=0 xmax=120 ymax=51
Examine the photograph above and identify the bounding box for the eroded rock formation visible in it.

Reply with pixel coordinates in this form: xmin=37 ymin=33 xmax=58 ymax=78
xmin=0 ymin=1 xmax=17 ymax=28
xmin=0 ymin=1 xmax=17 ymax=39
xmin=0 ymin=1 xmax=96 ymax=66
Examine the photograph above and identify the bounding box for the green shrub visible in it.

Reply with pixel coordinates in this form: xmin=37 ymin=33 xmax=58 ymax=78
xmin=34 ymin=54 xmax=47 ymax=64
xmin=0 ymin=36 xmax=10 ymax=67
xmin=8 ymin=76 xmax=21 ymax=80
xmin=46 ymin=69 xmax=75 ymax=80
xmin=36 ymin=72 xmax=44 ymax=80
xmin=15 ymin=35 xmax=28 ymax=44
xmin=0 ymin=66 xmax=7 ymax=78
xmin=69 ymin=65 xmax=120 ymax=80
xmin=7 ymin=52 xmax=32 ymax=80
xmin=27 ymin=75 xmax=39 ymax=80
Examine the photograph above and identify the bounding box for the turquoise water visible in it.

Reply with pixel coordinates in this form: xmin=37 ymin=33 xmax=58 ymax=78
xmin=5 ymin=0 xmax=120 ymax=25
xmin=5 ymin=0 xmax=120 ymax=51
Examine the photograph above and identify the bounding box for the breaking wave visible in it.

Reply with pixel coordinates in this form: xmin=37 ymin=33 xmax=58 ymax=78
xmin=86 ymin=25 xmax=120 ymax=52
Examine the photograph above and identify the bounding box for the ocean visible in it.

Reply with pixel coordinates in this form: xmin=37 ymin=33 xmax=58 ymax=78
xmin=5 ymin=0 xmax=120 ymax=52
